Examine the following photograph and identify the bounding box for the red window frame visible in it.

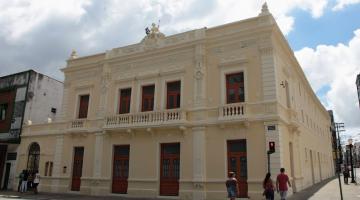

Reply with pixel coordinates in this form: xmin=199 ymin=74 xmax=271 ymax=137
xmin=119 ymin=88 xmax=131 ymax=114
xmin=78 ymin=95 xmax=89 ymax=119
xmin=226 ymin=72 xmax=245 ymax=104
xmin=141 ymin=85 xmax=155 ymax=112
xmin=166 ymin=81 xmax=181 ymax=109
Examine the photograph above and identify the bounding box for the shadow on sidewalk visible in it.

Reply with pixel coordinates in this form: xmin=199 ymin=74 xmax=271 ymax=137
xmin=288 ymin=176 xmax=337 ymax=200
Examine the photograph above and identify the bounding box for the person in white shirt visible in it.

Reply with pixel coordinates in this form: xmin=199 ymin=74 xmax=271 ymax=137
xmin=33 ymin=170 xmax=40 ymax=194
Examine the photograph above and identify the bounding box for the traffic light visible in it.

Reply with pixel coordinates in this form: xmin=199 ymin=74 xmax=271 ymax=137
xmin=268 ymin=141 xmax=275 ymax=154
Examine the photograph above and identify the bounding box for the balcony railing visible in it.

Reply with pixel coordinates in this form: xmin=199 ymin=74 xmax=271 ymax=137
xmin=104 ymin=109 xmax=186 ymax=129
xmin=70 ymin=119 xmax=86 ymax=128
xmin=219 ymin=103 xmax=246 ymax=120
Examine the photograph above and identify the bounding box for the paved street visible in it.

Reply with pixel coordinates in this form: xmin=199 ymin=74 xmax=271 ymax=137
xmin=1 ymin=170 xmax=360 ymax=200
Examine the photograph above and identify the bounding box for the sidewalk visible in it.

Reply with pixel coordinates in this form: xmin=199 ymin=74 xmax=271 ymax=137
xmin=290 ymin=174 xmax=360 ymax=200
xmin=0 ymin=191 xmax=171 ymax=200
xmin=1 ymin=174 xmax=360 ymax=200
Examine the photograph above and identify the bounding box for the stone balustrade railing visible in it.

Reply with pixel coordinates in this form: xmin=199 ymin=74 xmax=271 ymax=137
xmin=219 ymin=103 xmax=246 ymax=120
xmin=104 ymin=109 xmax=186 ymax=129
xmin=70 ymin=119 xmax=86 ymax=129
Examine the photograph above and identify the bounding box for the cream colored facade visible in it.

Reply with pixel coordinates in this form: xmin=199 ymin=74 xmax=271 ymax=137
xmin=17 ymin=5 xmax=334 ymax=200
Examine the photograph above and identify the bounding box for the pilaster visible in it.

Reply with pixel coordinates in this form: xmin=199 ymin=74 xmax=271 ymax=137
xmin=58 ymin=82 xmax=70 ymax=121
xmin=193 ymin=43 xmax=207 ymax=108
xmin=260 ymin=46 xmax=277 ymax=101
xmin=264 ymin=122 xmax=282 ymax=177
xmin=192 ymin=127 xmax=206 ymax=200
xmin=51 ymin=135 xmax=64 ymax=192
xmin=93 ymin=132 xmax=105 ymax=177
xmin=97 ymin=64 xmax=111 ymax=119
xmin=91 ymin=131 xmax=106 ymax=195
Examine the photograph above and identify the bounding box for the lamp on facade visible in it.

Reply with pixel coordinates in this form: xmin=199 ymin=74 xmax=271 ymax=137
xmin=280 ymin=81 xmax=286 ymax=88
xmin=348 ymin=138 xmax=356 ymax=183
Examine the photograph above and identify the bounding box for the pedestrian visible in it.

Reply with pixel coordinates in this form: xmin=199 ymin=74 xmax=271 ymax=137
xmin=276 ymin=168 xmax=291 ymax=200
xmin=20 ymin=170 xmax=29 ymax=193
xmin=343 ymin=165 xmax=350 ymax=184
xmin=263 ymin=172 xmax=275 ymax=200
xmin=17 ymin=170 xmax=24 ymax=192
xmin=225 ymin=172 xmax=239 ymax=200
xmin=28 ymin=171 xmax=33 ymax=190
xmin=33 ymin=170 xmax=40 ymax=194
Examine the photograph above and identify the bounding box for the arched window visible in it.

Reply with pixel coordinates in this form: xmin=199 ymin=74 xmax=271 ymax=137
xmin=27 ymin=142 xmax=40 ymax=172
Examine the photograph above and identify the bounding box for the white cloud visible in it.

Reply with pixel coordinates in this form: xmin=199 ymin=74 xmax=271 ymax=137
xmin=295 ymin=29 xmax=360 ymax=136
xmin=0 ymin=0 xmax=91 ymax=42
xmin=0 ymin=0 xmax=331 ymax=45
xmin=333 ymin=0 xmax=360 ymax=11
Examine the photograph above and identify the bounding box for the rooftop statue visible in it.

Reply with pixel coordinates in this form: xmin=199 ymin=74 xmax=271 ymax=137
xmin=69 ymin=49 xmax=78 ymax=59
xmin=142 ymin=22 xmax=165 ymax=44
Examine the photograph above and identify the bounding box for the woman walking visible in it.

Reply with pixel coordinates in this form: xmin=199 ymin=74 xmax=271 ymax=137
xmin=33 ymin=170 xmax=40 ymax=194
xmin=263 ymin=173 xmax=275 ymax=200
xmin=225 ymin=172 xmax=239 ymax=200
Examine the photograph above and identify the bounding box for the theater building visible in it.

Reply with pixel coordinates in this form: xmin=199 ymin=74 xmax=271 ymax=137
xmin=0 ymin=70 xmax=63 ymax=190
xmin=16 ymin=4 xmax=334 ymax=199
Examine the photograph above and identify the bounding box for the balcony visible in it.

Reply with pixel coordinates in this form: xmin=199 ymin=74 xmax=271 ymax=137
xmin=104 ymin=109 xmax=187 ymax=129
xmin=219 ymin=103 xmax=246 ymax=120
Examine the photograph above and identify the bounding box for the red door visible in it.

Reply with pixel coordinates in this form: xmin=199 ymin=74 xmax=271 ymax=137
xmin=227 ymin=140 xmax=248 ymax=198
xmin=112 ymin=145 xmax=130 ymax=193
xmin=71 ymin=147 xmax=84 ymax=191
xmin=160 ymin=143 xmax=180 ymax=196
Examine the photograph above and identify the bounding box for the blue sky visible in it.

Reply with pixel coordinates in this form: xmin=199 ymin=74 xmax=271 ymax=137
xmin=288 ymin=3 xmax=360 ymax=50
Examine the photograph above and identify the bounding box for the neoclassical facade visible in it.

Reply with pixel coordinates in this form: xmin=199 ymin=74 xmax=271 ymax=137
xmin=17 ymin=5 xmax=334 ymax=200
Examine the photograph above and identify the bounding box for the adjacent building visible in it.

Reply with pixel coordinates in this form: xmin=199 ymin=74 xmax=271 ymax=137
xmin=16 ymin=4 xmax=334 ymax=199
xmin=328 ymin=110 xmax=339 ymax=172
xmin=0 ymin=70 xmax=63 ymax=189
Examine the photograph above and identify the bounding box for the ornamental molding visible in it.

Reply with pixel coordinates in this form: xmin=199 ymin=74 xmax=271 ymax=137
xmin=218 ymin=56 xmax=248 ymax=67
xmin=259 ymin=46 xmax=273 ymax=56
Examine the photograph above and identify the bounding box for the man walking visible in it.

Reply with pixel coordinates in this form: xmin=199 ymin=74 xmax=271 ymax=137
xmin=276 ymin=168 xmax=291 ymax=200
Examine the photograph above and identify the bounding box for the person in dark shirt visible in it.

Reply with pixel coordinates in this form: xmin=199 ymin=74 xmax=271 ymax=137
xmin=20 ymin=170 xmax=29 ymax=193
xmin=263 ymin=172 xmax=275 ymax=200
xmin=343 ymin=165 xmax=350 ymax=184
xmin=225 ymin=172 xmax=239 ymax=200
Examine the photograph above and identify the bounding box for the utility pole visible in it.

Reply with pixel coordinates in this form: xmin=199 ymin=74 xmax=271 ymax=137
xmin=335 ymin=122 xmax=345 ymax=200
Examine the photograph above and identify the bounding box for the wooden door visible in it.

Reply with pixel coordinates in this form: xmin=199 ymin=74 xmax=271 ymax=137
xmin=227 ymin=140 xmax=247 ymax=198
xmin=71 ymin=147 xmax=84 ymax=191
xmin=112 ymin=145 xmax=130 ymax=193
xmin=160 ymin=143 xmax=180 ymax=196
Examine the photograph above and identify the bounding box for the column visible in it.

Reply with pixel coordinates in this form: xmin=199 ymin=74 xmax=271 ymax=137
xmin=192 ymin=127 xmax=206 ymax=200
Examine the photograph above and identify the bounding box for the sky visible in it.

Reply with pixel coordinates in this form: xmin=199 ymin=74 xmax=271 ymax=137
xmin=0 ymin=0 xmax=359 ymax=141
